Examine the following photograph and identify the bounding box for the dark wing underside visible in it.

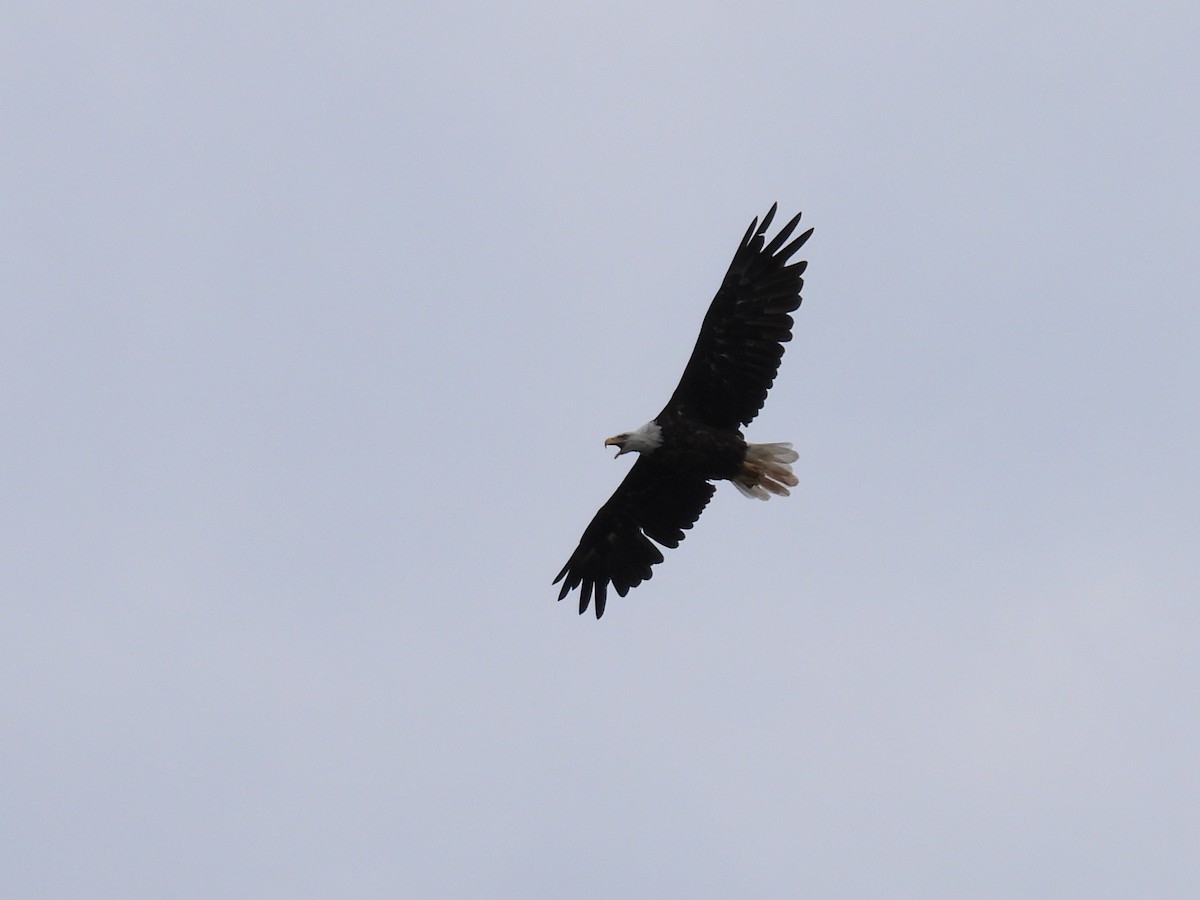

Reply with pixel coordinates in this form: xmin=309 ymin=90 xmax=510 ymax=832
xmin=661 ymin=204 xmax=812 ymax=430
xmin=553 ymin=457 xmax=715 ymax=618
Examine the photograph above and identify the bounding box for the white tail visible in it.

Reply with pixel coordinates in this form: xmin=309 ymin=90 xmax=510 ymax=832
xmin=732 ymin=442 xmax=799 ymax=500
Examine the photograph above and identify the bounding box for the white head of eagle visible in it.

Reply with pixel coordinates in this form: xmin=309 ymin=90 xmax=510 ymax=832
xmin=554 ymin=204 xmax=812 ymax=619
xmin=604 ymin=421 xmax=663 ymax=457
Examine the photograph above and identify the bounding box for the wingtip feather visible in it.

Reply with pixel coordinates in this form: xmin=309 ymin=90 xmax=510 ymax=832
xmin=759 ymin=203 xmax=778 ymax=236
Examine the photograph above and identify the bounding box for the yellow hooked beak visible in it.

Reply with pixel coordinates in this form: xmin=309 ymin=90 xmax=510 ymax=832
xmin=604 ymin=436 xmax=626 ymax=458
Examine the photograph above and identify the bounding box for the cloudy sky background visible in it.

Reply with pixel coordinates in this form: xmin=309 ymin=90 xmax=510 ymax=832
xmin=4 ymin=2 xmax=1199 ymax=897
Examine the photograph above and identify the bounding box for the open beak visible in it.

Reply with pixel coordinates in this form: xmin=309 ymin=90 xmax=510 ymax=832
xmin=604 ymin=436 xmax=625 ymax=458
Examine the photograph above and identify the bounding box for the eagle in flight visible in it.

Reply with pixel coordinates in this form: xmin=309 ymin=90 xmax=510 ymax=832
xmin=554 ymin=205 xmax=813 ymax=618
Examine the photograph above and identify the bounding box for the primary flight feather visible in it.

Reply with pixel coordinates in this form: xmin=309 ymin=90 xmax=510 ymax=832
xmin=554 ymin=205 xmax=813 ymax=618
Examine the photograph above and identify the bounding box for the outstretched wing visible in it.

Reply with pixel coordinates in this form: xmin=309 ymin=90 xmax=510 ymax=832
xmin=661 ymin=205 xmax=812 ymax=430
xmin=553 ymin=457 xmax=715 ymax=618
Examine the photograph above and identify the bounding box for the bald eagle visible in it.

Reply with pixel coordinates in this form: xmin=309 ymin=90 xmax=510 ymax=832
xmin=554 ymin=204 xmax=813 ymax=618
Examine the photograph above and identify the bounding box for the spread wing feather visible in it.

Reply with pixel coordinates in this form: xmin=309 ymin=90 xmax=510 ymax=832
xmin=660 ymin=204 xmax=812 ymax=429
xmin=553 ymin=458 xmax=715 ymax=618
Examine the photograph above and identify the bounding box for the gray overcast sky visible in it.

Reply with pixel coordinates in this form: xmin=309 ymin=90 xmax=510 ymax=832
xmin=4 ymin=2 xmax=1199 ymax=897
